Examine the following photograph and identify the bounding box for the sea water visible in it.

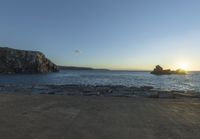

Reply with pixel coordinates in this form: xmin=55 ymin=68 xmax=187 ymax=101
xmin=0 ymin=70 xmax=199 ymax=92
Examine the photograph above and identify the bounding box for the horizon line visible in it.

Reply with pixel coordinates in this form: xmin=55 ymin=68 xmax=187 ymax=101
xmin=58 ymin=65 xmax=200 ymax=72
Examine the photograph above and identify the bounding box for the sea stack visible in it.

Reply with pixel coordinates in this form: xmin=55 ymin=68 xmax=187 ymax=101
xmin=151 ymin=65 xmax=186 ymax=75
xmin=0 ymin=47 xmax=59 ymax=74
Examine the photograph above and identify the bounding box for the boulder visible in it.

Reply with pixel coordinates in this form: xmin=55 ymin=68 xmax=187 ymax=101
xmin=0 ymin=47 xmax=59 ymax=73
xmin=155 ymin=65 xmax=163 ymax=71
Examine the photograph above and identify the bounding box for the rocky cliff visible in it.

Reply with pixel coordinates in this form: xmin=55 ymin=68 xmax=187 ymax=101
xmin=0 ymin=47 xmax=59 ymax=73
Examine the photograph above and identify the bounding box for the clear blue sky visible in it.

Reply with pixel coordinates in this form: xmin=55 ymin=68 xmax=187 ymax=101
xmin=0 ymin=0 xmax=200 ymax=70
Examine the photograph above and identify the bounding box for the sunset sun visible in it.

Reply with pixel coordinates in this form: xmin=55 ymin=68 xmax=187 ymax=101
xmin=179 ymin=63 xmax=189 ymax=71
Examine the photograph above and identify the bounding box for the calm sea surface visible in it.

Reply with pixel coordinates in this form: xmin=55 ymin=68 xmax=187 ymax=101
xmin=0 ymin=70 xmax=199 ymax=92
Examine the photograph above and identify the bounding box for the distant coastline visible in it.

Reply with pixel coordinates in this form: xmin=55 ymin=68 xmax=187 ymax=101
xmin=58 ymin=66 xmax=153 ymax=72
xmin=58 ymin=66 xmax=199 ymax=72
xmin=58 ymin=66 xmax=110 ymax=71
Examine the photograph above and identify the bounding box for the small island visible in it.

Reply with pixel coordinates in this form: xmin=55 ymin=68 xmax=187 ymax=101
xmin=151 ymin=65 xmax=187 ymax=75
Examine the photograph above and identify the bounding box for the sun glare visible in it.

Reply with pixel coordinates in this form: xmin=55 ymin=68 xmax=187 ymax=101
xmin=179 ymin=63 xmax=189 ymax=71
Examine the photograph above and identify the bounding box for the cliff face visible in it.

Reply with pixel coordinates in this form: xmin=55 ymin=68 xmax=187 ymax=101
xmin=0 ymin=47 xmax=59 ymax=73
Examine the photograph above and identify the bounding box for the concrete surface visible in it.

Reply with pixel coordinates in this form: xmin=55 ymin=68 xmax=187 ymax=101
xmin=0 ymin=94 xmax=200 ymax=139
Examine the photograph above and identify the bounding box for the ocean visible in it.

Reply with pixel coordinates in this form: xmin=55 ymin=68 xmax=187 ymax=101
xmin=0 ymin=70 xmax=199 ymax=92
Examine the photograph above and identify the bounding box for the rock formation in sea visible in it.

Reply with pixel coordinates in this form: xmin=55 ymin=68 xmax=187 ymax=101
xmin=0 ymin=47 xmax=59 ymax=73
xmin=151 ymin=65 xmax=186 ymax=75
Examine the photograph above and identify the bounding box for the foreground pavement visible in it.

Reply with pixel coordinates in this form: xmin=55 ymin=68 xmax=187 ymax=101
xmin=0 ymin=94 xmax=200 ymax=139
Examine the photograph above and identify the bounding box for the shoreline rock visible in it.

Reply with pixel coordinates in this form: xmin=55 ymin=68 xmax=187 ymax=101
xmin=0 ymin=84 xmax=199 ymax=99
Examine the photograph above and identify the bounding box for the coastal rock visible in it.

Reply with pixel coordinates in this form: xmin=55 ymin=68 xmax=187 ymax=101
xmin=0 ymin=47 xmax=59 ymax=73
xmin=151 ymin=65 xmax=186 ymax=75
xmin=158 ymin=91 xmax=175 ymax=98
xmin=140 ymin=86 xmax=154 ymax=91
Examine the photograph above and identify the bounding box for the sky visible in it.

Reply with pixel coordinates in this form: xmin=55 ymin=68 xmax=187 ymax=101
xmin=0 ymin=0 xmax=200 ymax=70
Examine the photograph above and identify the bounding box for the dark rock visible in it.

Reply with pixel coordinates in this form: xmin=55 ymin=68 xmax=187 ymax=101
xmin=151 ymin=65 xmax=186 ymax=75
xmin=0 ymin=47 xmax=59 ymax=73
xmin=134 ymin=91 xmax=158 ymax=98
xmin=48 ymin=92 xmax=55 ymax=95
xmin=173 ymin=91 xmax=199 ymax=98
xmin=158 ymin=91 xmax=175 ymax=98
xmin=155 ymin=65 xmax=163 ymax=71
xmin=148 ymin=92 xmax=159 ymax=98
xmin=140 ymin=86 xmax=154 ymax=91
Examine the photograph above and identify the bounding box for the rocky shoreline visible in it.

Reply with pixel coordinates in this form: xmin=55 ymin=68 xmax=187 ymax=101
xmin=0 ymin=84 xmax=199 ymax=98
